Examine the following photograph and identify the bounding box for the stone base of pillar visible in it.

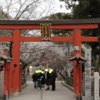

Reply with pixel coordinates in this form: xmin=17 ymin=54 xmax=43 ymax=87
xmin=12 ymin=92 xmax=19 ymax=97
xmin=6 ymin=91 xmax=8 ymax=100
xmin=8 ymin=95 xmax=11 ymax=99
xmin=82 ymin=96 xmax=93 ymax=100
xmin=19 ymin=91 xmax=22 ymax=95
xmin=11 ymin=93 xmax=13 ymax=97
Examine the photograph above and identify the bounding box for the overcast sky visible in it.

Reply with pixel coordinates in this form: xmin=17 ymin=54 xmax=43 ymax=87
xmin=0 ymin=0 xmax=72 ymax=18
xmin=54 ymin=0 xmax=71 ymax=13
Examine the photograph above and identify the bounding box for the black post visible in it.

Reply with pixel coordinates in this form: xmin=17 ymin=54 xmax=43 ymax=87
xmin=4 ymin=95 xmax=6 ymax=100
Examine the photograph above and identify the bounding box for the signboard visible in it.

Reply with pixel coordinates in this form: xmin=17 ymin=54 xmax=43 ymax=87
xmin=85 ymin=49 xmax=91 ymax=96
xmin=74 ymin=46 xmax=80 ymax=51
xmin=94 ymin=72 xmax=99 ymax=100
xmin=40 ymin=23 xmax=52 ymax=40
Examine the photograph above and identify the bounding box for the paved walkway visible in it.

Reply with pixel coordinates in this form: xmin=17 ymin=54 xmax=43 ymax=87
xmin=9 ymin=81 xmax=76 ymax=100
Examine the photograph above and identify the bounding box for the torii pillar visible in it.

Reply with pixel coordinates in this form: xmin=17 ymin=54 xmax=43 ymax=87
xmin=72 ymin=29 xmax=98 ymax=99
xmin=12 ymin=29 xmax=21 ymax=96
xmin=73 ymin=29 xmax=81 ymax=95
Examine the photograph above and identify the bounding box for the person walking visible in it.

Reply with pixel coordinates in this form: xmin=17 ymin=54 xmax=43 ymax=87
xmin=41 ymin=71 xmax=45 ymax=87
xmin=27 ymin=68 xmax=29 ymax=75
xmin=37 ymin=72 xmax=43 ymax=90
xmin=51 ymin=70 xmax=57 ymax=91
xmin=32 ymin=72 xmax=39 ymax=91
xmin=45 ymin=69 xmax=50 ymax=90
xmin=66 ymin=71 xmax=68 ymax=77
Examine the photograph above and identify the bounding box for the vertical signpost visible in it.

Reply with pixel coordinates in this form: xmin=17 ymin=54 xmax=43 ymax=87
xmin=94 ymin=72 xmax=99 ymax=100
xmin=85 ymin=49 xmax=91 ymax=96
xmin=0 ymin=71 xmax=4 ymax=99
xmin=82 ymin=49 xmax=93 ymax=100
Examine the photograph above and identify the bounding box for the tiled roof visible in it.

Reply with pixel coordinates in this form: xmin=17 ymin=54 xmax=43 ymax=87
xmin=69 ymin=53 xmax=88 ymax=61
xmin=0 ymin=54 xmax=14 ymax=60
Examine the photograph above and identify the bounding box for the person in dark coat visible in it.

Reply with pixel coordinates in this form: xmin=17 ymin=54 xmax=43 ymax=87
xmin=66 ymin=71 xmax=68 ymax=77
xmin=41 ymin=69 xmax=45 ymax=86
xmin=27 ymin=68 xmax=29 ymax=75
xmin=41 ymin=73 xmax=45 ymax=86
xmin=71 ymin=69 xmax=73 ymax=77
xmin=32 ymin=72 xmax=39 ymax=91
xmin=37 ymin=72 xmax=43 ymax=89
xmin=51 ymin=70 xmax=57 ymax=91
xmin=45 ymin=71 xmax=50 ymax=90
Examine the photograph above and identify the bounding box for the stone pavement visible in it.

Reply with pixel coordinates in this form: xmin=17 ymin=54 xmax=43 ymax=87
xmin=9 ymin=81 xmax=76 ymax=100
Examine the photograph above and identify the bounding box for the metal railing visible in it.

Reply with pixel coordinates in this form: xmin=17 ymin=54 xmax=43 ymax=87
xmin=58 ymin=72 xmax=73 ymax=86
xmin=22 ymin=70 xmax=26 ymax=85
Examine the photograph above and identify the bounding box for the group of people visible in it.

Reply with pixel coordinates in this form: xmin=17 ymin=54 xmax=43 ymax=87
xmin=32 ymin=68 xmax=57 ymax=91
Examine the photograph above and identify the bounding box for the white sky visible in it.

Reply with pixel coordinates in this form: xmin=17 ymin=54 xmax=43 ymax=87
xmin=0 ymin=0 xmax=71 ymax=18
xmin=36 ymin=0 xmax=72 ymax=17
xmin=54 ymin=0 xmax=71 ymax=13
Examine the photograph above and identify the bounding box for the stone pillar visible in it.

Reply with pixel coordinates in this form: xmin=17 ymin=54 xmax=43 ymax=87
xmin=0 ymin=71 xmax=4 ymax=98
xmin=94 ymin=72 xmax=99 ymax=100
xmin=82 ymin=48 xmax=93 ymax=100
xmin=85 ymin=49 xmax=91 ymax=96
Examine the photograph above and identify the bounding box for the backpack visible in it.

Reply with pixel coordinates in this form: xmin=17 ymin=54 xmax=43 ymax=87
xmin=51 ymin=71 xmax=57 ymax=78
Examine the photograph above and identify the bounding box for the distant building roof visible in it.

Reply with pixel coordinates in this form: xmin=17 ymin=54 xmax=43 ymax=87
xmin=0 ymin=54 xmax=14 ymax=60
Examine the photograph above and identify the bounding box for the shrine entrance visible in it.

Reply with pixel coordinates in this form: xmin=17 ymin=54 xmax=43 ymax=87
xmin=0 ymin=19 xmax=99 ymax=100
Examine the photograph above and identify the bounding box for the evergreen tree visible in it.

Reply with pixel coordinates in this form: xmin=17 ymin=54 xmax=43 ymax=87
xmin=73 ymin=0 xmax=100 ymax=71
xmin=55 ymin=0 xmax=100 ymax=71
xmin=49 ymin=13 xmax=73 ymax=36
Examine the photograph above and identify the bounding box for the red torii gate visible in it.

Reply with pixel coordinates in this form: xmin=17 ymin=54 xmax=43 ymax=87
xmin=0 ymin=19 xmax=99 ymax=98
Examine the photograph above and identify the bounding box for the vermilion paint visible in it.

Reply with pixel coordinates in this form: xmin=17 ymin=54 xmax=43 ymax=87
xmin=1 ymin=24 xmax=98 ymax=98
xmin=12 ymin=30 xmax=21 ymax=92
xmin=73 ymin=29 xmax=81 ymax=97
